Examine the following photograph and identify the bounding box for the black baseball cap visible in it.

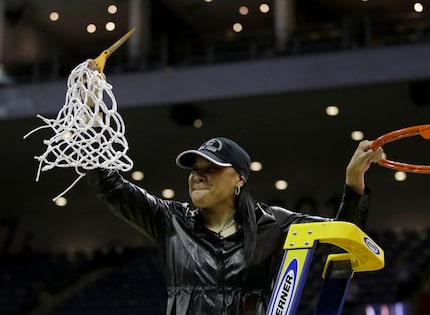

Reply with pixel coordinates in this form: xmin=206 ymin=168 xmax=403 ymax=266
xmin=176 ymin=137 xmax=251 ymax=182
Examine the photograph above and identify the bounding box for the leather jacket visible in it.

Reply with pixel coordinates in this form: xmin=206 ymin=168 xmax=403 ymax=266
xmin=87 ymin=169 xmax=370 ymax=315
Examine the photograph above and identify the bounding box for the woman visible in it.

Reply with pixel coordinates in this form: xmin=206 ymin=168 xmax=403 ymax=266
xmin=87 ymin=137 xmax=382 ymax=314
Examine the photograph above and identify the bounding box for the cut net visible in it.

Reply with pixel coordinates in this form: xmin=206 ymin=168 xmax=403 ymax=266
xmin=24 ymin=59 xmax=134 ymax=201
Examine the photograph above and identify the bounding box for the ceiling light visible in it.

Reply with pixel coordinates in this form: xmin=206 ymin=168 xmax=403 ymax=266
xmin=108 ymin=5 xmax=118 ymax=14
xmin=394 ymin=171 xmax=407 ymax=181
xmin=162 ymin=189 xmax=175 ymax=199
xmin=55 ymin=197 xmax=67 ymax=207
xmin=106 ymin=22 xmax=116 ymax=32
xmin=131 ymin=171 xmax=144 ymax=181
xmin=87 ymin=24 xmax=97 ymax=33
xmin=49 ymin=12 xmax=59 ymax=22
xmin=351 ymin=130 xmax=364 ymax=141
xmin=239 ymin=6 xmax=249 ymax=16
xmin=193 ymin=119 xmax=203 ymax=128
xmin=275 ymin=180 xmax=288 ymax=190
xmin=325 ymin=105 xmax=339 ymax=116
xmin=233 ymin=23 xmax=243 ymax=33
xmin=259 ymin=4 xmax=270 ymax=13
xmin=250 ymin=161 xmax=263 ymax=171
xmin=204 ymin=0 xmax=213 ymax=2
xmin=414 ymin=3 xmax=424 ymax=13
xmin=62 ymin=131 xmax=73 ymax=140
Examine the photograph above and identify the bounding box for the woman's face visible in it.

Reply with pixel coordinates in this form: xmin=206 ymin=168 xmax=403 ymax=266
xmin=188 ymin=156 xmax=243 ymax=210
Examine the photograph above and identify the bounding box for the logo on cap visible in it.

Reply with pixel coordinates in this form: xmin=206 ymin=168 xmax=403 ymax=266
xmin=199 ymin=139 xmax=223 ymax=153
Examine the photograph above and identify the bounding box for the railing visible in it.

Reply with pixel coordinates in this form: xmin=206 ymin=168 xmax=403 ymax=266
xmin=3 ymin=14 xmax=430 ymax=86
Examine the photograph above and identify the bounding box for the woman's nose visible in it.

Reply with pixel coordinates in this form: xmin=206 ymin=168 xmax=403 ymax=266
xmin=191 ymin=171 xmax=205 ymax=182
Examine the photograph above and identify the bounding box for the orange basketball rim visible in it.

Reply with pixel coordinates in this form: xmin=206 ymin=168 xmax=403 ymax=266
xmin=370 ymin=124 xmax=430 ymax=174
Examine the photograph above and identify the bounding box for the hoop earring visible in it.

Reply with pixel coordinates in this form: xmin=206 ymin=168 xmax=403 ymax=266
xmin=235 ymin=186 xmax=241 ymax=196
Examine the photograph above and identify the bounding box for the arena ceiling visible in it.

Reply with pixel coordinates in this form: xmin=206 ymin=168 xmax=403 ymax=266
xmin=2 ymin=0 xmax=426 ymax=71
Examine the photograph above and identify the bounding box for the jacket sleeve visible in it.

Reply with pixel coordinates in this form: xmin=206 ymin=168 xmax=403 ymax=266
xmin=268 ymin=184 xmax=370 ymax=232
xmin=86 ymin=168 xmax=183 ymax=243
xmin=335 ymin=184 xmax=371 ymax=230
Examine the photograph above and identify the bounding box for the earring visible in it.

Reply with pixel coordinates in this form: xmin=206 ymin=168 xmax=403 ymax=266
xmin=235 ymin=186 xmax=241 ymax=196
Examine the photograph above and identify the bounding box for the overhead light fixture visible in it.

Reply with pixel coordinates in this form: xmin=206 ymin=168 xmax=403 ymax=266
xmin=193 ymin=119 xmax=203 ymax=128
xmin=55 ymin=197 xmax=68 ymax=206
xmin=394 ymin=171 xmax=407 ymax=182
xmin=87 ymin=24 xmax=97 ymax=33
xmin=62 ymin=131 xmax=73 ymax=140
xmin=250 ymin=161 xmax=263 ymax=171
xmin=326 ymin=105 xmax=339 ymax=116
xmin=275 ymin=180 xmax=288 ymax=190
xmin=233 ymin=23 xmax=243 ymax=32
xmin=414 ymin=2 xmax=424 ymax=13
xmin=106 ymin=22 xmax=115 ymax=31
xmin=259 ymin=4 xmax=270 ymax=13
xmin=49 ymin=11 xmax=59 ymax=22
xmin=162 ymin=189 xmax=175 ymax=199
xmin=351 ymin=130 xmax=364 ymax=141
xmin=131 ymin=171 xmax=144 ymax=181
xmin=239 ymin=6 xmax=249 ymax=16
xmin=108 ymin=5 xmax=118 ymax=14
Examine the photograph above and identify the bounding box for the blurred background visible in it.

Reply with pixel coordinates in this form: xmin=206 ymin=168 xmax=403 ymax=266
xmin=1 ymin=0 xmax=430 ymax=314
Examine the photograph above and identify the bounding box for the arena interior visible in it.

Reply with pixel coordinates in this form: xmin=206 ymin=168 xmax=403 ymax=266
xmin=1 ymin=1 xmax=430 ymax=314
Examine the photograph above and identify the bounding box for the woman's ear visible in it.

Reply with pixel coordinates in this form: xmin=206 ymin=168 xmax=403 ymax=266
xmin=237 ymin=176 xmax=245 ymax=188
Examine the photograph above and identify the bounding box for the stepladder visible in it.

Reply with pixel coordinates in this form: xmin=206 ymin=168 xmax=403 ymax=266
xmin=266 ymin=221 xmax=385 ymax=315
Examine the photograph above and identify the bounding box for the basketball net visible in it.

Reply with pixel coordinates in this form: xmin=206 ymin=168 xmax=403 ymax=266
xmin=24 ymin=59 xmax=133 ymax=201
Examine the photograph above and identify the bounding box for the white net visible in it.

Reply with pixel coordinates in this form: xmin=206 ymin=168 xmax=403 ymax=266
xmin=24 ymin=59 xmax=134 ymax=201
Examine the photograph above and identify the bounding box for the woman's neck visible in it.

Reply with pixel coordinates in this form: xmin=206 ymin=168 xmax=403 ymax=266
xmin=202 ymin=207 xmax=235 ymax=227
xmin=202 ymin=207 xmax=237 ymax=237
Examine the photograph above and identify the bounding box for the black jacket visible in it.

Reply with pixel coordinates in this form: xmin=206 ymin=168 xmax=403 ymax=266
xmin=87 ymin=169 xmax=370 ymax=315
